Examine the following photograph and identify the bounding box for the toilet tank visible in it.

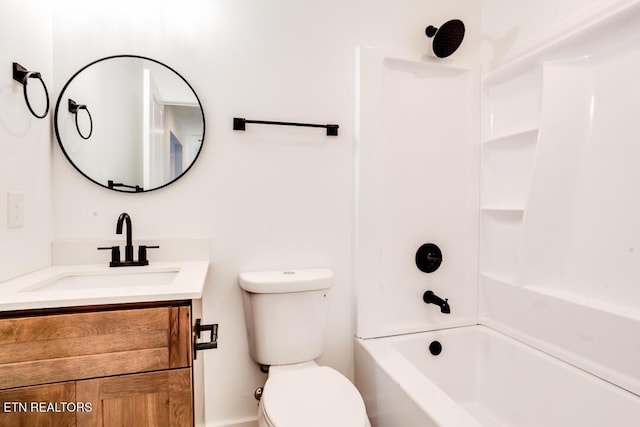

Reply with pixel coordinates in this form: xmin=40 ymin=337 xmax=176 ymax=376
xmin=239 ymin=269 xmax=333 ymax=366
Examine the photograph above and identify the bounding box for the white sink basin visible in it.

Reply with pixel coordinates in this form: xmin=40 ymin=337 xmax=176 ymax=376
xmin=24 ymin=269 xmax=179 ymax=292
xmin=0 ymin=261 xmax=209 ymax=312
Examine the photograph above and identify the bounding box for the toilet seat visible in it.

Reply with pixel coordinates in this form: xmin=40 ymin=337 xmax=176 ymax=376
xmin=261 ymin=366 xmax=368 ymax=427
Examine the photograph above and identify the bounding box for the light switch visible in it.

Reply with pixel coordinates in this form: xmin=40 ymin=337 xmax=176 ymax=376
xmin=7 ymin=191 xmax=24 ymax=228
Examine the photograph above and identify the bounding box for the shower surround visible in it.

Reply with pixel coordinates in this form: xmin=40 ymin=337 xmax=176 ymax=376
xmin=355 ymin=1 xmax=640 ymax=424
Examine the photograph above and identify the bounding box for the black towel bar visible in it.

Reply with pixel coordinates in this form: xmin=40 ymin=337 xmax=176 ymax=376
xmin=108 ymin=180 xmax=143 ymax=192
xmin=233 ymin=117 xmax=339 ymax=136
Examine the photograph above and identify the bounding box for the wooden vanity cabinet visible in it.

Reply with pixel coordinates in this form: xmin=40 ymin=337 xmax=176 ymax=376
xmin=76 ymin=369 xmax=192 ymax=427
xmin=0 ymin=301 xmax=194 ymax=427
xmin=0 ymin=382 xmax=76 ymax=427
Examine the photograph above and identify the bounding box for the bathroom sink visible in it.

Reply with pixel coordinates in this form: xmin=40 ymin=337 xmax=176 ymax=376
xmin=22 ymin=268 xmax=179 ymax=292
xmin=0 ymin=260 xmax=208 ymax=312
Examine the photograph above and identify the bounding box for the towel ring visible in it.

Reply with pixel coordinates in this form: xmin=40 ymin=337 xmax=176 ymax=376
xmin=13 ymin=62 xmax=50 ymax=119
xmin=68 ymin=99 xmax=93 ymax=140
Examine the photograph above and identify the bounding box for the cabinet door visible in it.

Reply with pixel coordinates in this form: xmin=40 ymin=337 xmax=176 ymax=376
xmin=0 ymin=382 xmax=76 ymax=427
xmin=76 ymin=369 xmax=192 ymax=427
xmin=0 ymin=304 xmax=192 ymax=390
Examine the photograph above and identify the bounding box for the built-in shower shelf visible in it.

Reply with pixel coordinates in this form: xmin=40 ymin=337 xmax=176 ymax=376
xmin=481 ymin=207 xmax=525 ymax=213
xmin=482 ymin=128 xmax=539 ymax=146
xmin=481 ymin=132 xmax=537 ymax=209
xmin=481 ymin=74 xmax=539 ymax=293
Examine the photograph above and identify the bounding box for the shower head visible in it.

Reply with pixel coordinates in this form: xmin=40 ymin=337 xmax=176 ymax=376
xmin=425 ymin=19 xmax=465 ymax=58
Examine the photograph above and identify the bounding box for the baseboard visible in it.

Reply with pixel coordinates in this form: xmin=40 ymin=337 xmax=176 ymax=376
xmin=206 ymin=417 xmax=258 ymax=427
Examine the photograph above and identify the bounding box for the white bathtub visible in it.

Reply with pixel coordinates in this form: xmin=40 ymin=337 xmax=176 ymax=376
xmin=355 ymin=325 xmax=640 ymax=427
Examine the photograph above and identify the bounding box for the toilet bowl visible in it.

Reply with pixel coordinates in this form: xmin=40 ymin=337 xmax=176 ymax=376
xmin=257 ymin=363 xmax=370 ymax=427
xmin=238 ymin=269 xmax=371 ymax=427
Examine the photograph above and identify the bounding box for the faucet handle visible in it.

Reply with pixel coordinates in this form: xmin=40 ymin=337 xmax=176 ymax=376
xmin=138 ymin=245 xmax=160 ymax=265
xmin=98 ymin=246 xmax=121 ymax=265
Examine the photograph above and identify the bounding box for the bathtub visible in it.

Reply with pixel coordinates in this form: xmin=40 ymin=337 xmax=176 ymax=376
xmin=354 ymin=325 xmax=640 ymax=427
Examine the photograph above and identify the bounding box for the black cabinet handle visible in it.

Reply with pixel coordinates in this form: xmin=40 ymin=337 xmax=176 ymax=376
xmin=193 ymin=318 xmax=218 ymax=359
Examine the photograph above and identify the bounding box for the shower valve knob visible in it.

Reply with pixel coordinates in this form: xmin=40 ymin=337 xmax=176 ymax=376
xmin=415 ymin=243 xmax=443 ymax=273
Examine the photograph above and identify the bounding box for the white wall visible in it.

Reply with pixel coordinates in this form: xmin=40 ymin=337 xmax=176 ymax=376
xmin=482 ymin=0 xmax=635 ymax=69
xmin=0 ymin=1 xmax=52 ymax=282
xmin=49 ymin=1 xmax=479 ymax=425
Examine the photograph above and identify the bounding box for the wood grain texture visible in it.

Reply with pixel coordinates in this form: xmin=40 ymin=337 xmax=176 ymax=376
xmin=0 ymin=331 xmax=168 ymax=365
xmin=169 ymin=306 xmax=192 ymax=368
xmin=0 ymin=301 xmax=194 ymax=425
xmin=0 ymin=308 xmax=169 ymax=345
xmin=0 ymin=348 xmax=169 ymax=390
xmin=0 ymin=300 xmax=192 ymax=320
xmin=0 ymin=303 xmax=192 ymax=390
xmin=0 ymin=382 xmax=76 ymax=427
xmin=76 ymin=369 xmax=192 ymax=427
xmin=169 ymin=369 xmax=193 ymax=426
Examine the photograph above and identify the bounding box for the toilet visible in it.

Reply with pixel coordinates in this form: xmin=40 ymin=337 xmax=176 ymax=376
xmin=239 ymin=268 xmax=371 ymax=427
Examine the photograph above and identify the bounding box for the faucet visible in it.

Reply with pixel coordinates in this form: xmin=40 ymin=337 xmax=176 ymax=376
xmin=97 ymin=212 xmax=159 ymax=267
xmin=423 ymin=290 xmax=450 ymax=314
xmin=116 ymin=212 xmax=134 ymax=262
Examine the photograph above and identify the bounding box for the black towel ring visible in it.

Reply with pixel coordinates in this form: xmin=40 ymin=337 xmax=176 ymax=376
xmin=13 ymin=62 xmax=50 ymax=119
xmin=68 ymin=99 xmax=93 ymax=140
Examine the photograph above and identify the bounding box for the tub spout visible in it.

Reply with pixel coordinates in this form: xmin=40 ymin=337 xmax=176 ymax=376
xmin=423 ymin=290 xmax=450 ymax=314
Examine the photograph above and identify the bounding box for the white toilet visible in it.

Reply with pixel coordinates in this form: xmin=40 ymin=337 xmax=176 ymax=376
xmin=239 ymin=268 xmax=371 ymax=427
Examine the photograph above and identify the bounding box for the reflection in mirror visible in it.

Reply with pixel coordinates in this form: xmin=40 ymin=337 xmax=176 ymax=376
xmin=67 ymin=99 xmax=93 ymax=140
xmin=54 ymin=55 xmax=205 ymax=192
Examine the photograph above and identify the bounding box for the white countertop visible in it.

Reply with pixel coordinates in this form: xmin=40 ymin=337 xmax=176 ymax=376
xmin=0 ymin=261 xmax=209 ymax=312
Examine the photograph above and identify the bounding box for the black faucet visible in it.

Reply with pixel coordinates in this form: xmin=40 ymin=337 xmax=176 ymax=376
xmin=423 ymin=290 xmax=450 ymax=314
xmin=116 ymin=212 xmax=134 ymax=262
xmin=98 ymin=212 xmax=159 ymax=267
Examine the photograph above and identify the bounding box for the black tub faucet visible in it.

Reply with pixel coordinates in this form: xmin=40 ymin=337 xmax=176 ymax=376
xmin=423 ymin=290 xmax=450 ymax=314
xmin=116 ymin=212 xmax=134 ymax=262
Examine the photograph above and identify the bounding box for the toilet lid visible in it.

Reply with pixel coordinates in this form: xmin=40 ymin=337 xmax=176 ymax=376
xmin=262 ymin=367 xmax=367 ymax=427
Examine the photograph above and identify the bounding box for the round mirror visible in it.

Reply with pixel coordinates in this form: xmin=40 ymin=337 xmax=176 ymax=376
xmin=54 ymin=55 xmax=205 ymax=192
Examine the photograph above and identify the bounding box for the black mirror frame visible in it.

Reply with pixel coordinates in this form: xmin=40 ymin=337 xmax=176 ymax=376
xmin=53 ymin=54 xmax=206 ymax=193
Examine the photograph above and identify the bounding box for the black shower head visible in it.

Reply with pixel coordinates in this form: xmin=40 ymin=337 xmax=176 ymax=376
xmin=425 ymin=19 xmax=465 ymax=58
